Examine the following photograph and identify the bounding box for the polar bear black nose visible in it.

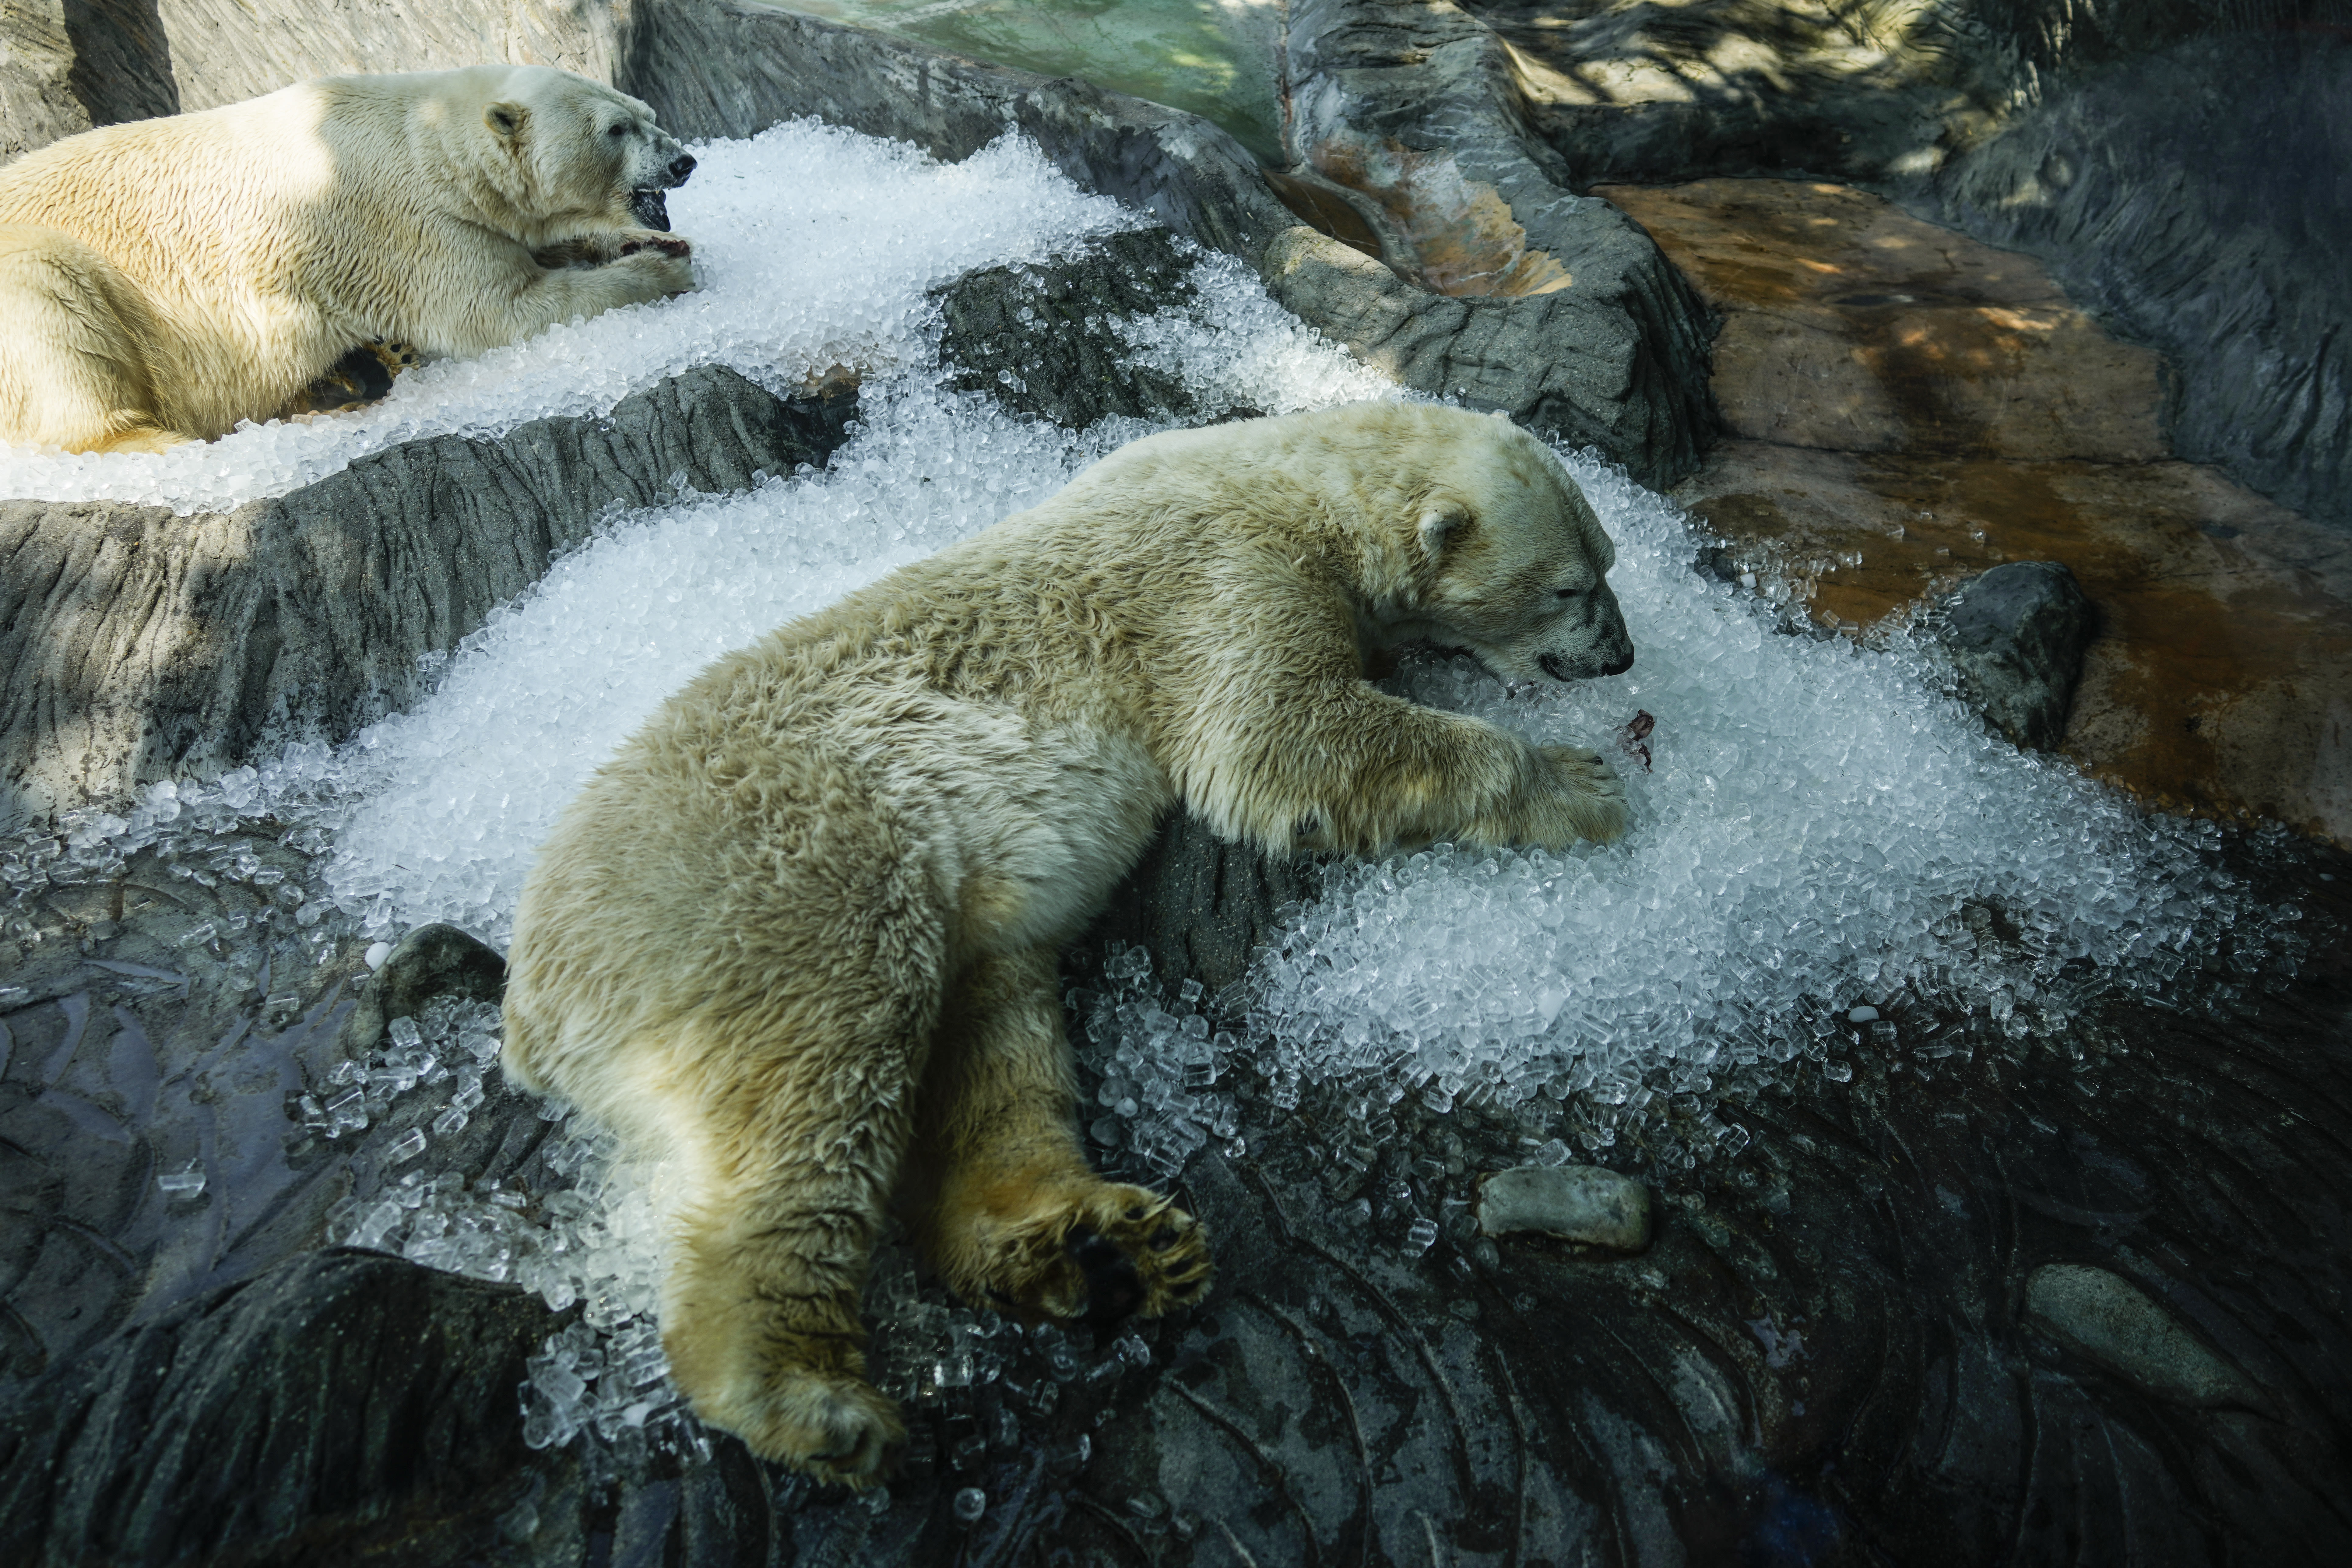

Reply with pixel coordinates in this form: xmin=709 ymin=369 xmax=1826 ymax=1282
xmin=668 ymin=153 xmax=697 ymax=185
xmin=1602 ymin=649 xmax=1635 ymax=676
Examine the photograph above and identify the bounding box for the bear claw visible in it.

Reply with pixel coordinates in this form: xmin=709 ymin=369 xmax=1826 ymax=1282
xmin=949 ymin=1181 xmax=1212 ymax=1326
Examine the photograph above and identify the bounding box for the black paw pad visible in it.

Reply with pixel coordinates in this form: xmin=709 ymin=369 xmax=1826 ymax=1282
xmin=1149 ymin=1225 xmax=1179 ymax=1251
xmin=1068 ymin=1226 xmax=1146 ymax=1328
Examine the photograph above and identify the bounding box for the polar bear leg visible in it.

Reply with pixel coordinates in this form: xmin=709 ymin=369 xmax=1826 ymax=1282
xmin=906 ymin=947 xmax=1212 ymax=1323
xmin=480 ymin=243 xmax=695 ymax=351
xmin=0 ymin=225 xmax=181 ymax=453
xmin=1218 ymin=684 xmax=1632 ymax=852
xmin=653 ymin=991 xmax=937 ymax=1487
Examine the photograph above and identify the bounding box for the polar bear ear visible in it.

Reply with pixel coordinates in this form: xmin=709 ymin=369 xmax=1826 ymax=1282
xmin=1418 ymin=505 xmax=1468 ymax=560
xmin=485 ymin=102 xmax=529 ymax=144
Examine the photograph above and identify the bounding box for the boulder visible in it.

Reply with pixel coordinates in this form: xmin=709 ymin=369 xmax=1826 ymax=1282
xmin=337 ymin=922 xmax=507 ymax=1059
xmin=2024 ymin=1263 xmax=2266 ymax=1412
xmin=0 ymin=365 xmax=854 ymax=828
xmin=1939 ymin=560 xmax=2098 ymax=751
xmin=934 ymin=228 xmax=1205 ymax=431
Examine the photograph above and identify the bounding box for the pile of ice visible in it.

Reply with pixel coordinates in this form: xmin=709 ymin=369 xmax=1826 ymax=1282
xmin=1223 ymin=461 xmax=2299 ymax=1165
xmin=0 ymin=122 xmax=1140 ymax=514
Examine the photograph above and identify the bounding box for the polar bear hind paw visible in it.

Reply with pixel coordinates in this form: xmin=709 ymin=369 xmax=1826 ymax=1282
xmin=966 ymin=1181 xmax=1212 ymax=1325
xmin=693 ymin=1357 xmax=903 ymax=1487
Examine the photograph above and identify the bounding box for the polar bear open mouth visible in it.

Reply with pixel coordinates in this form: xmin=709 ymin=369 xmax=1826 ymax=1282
xmin=629 ymin=188 xmax=672 ymax=230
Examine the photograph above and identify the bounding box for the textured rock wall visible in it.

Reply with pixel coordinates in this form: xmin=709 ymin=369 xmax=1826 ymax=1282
xmin=1473 ymin=0 xmax=2350 ymax=530
xmin=0 ymin=0 xmax=97 ymax=158
xmin=135 ymin=0 xmax=612 ymax=113
xmin=1935 ymin=33 xmax=2352 ymax=531
xmin=0 ymin=367 xmax=850 ymax=828
xmin=1277 ymin=0 xmax=1720 ymax=482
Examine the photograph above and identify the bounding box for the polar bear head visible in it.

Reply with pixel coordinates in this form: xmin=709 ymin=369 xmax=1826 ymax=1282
xmin=1361 ymin=406 xmax=1635 ymax=684
xmin=462 ymin=65 xmax=696 ymax=238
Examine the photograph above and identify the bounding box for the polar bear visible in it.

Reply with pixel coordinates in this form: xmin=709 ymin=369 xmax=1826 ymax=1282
xmin=501 ymin=402 xmax=1637 ymax=1483
xmin=0 ymin=66 xmax=696 ymax=454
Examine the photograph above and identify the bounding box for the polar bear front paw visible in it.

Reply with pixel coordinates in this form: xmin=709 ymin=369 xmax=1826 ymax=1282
xmin=683 ymin=1351 xmax=904 ymax=1488
xmin=615 ymin=241 xmax=696 ymax=299
xmin=949 ymin=1180 xmax=1212 ymax=1326
xmin=1536 ymin=744 xmax=1632 ymax=846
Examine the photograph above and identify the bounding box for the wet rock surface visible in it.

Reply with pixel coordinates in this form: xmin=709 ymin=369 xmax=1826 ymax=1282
xmin=5 ymin=808 xmax=2351 ymax=1565
xmin=1615 ymin=178 xmax=2352 ymax=843
xmin=1 ymin=365 xmax=854 ymax=828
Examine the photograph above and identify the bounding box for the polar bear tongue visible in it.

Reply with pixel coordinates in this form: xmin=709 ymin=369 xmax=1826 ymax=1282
xmin=628 ymin=188 xmax=671 ymax=231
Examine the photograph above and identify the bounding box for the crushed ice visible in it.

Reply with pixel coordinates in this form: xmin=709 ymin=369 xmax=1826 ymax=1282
xmin=7 ymin=117 xmax=2312 ymax=1477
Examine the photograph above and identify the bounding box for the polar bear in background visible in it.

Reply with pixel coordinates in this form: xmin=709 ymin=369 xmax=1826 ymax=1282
xmin=501 ymin=402 xmax=1638 ymax=1484
xmin=0 ymin=65 xmax=697 ymax=454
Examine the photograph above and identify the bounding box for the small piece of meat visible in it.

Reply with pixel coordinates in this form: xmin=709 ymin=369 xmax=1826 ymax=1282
xmin=1619 ymin=710 xmax=1655 ymax=772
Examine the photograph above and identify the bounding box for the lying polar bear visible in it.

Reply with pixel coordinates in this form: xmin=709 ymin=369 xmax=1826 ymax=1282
xmin=0 ymin=65 xmax=696 ymax=454
xmin=502 ymin=401 xmax=1637 ymax=1483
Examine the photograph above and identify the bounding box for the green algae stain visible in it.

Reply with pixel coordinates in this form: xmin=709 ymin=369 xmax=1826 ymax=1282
xmin=763 ymin=0 xmax=1287 ymax=165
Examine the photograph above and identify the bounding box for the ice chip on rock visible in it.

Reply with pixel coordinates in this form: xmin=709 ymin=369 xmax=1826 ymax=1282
xmin=1479 ymin=1165 xmax=1654 ymax=1251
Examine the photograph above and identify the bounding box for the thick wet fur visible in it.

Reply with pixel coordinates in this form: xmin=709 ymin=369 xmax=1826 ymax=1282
xmin=502 ymin=403 xmax=1634 ymax=1484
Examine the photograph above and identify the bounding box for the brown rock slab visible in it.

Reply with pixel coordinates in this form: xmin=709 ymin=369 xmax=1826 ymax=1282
xmin=1604 ymin=177 xmax=2352 ymax=845
xmin=1602 ymin=178 xmax=2165 ymax=462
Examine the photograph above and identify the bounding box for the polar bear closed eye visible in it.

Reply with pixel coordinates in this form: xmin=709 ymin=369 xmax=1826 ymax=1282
xmin=0 ymin=65 xmax=697 ymax=455
xmin=500 ymin=401 xmax=1635 ymax=1484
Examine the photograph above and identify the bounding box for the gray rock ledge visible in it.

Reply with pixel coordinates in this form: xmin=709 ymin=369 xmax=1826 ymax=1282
xmin=0 ymin=365 xmax=853 ymax=830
